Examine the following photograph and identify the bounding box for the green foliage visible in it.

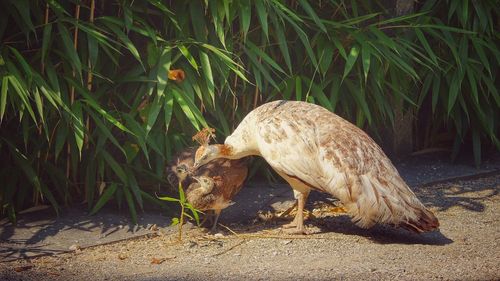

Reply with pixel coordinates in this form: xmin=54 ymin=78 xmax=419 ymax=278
xmin=158 ymin=183 xmax=200 ymax=241
xmin=0 ymin=0 xmax=498 ymax=221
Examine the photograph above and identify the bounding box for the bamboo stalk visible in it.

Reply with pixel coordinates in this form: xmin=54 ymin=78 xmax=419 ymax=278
xmin=35 ymin=1 xmax=52 ymax=206
xmin=66 ymin=3 xmax=81 ymax=192
xmin=84 ymin=0 xmax=96 ymax=203
xmin=231 ymin=75 xmax=238 ymax=128
xmin=85 ymin=0 xmax=95 ymax=148
xmin=252 ymin=57 xmax=262 ymax=109
xmin=252 ymin=85 xmax=259 ymax=109
xmin=41 ymin=3 xmax=50 ymax=74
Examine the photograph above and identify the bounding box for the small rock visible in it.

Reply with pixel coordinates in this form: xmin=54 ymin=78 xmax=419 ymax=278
xmin=118 ymin=253 xmax=128 ymax=260
xmin=69 ymin=244 xmax=81 ymax=251
xmin=214 ymin=233 xmax=224 ymax=238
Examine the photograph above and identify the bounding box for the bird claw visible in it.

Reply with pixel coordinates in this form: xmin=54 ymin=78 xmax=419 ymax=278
xmin=282 ymin=226 xmax=308 ymax=235
xmin=282 ymin=222 xmax=297 ymax=229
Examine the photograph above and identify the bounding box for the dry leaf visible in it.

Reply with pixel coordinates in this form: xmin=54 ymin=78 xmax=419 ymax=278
xmin=151 ymin=255 xmax=175 ymax=265
xmin=168 ymin=69 xmax=186 ymax=82
xmin=14 ymin=265 xmax=33 ymax=272
xmin=151 ymin=257 xmax=166 ymax=265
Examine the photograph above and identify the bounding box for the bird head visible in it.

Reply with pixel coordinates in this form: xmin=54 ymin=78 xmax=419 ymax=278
xmin=166 ymin=163 xmax=190 ymax=189
xmin=192 ymin=176 xmax=215 ymax=190
xmin=193 ymin=145 xmax=224 ymax=169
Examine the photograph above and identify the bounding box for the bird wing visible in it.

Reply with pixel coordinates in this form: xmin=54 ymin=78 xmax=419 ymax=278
xmin=256 ymin=116 xmax=331 ymax=193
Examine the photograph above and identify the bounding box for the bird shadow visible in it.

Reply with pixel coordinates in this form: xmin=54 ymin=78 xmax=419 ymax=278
xmin=306 ymin=215 xmax=452 ymax=246
xmin=232 ymin=174 xmax=499 ymax=246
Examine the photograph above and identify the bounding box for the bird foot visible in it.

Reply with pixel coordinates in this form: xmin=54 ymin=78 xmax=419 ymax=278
xmin=282 ymin=226 xmax=308 ymax=235
xmin=282 ymin=222 xmax=297 ymax=229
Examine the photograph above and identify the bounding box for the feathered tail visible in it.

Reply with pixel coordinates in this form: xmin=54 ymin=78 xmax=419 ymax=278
xmin=340 ymin=172 xmax=439 ymax=233
xmin=399 ymin=207 xmax=439 ymax=233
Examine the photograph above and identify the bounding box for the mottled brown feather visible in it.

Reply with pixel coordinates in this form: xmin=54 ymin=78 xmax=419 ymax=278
xmin=166 ymin=147 xmax=248 ymax=212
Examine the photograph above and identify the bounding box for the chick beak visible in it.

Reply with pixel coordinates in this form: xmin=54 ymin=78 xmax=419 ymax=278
xmin=191 ymin=162 xmax=200 ymax=170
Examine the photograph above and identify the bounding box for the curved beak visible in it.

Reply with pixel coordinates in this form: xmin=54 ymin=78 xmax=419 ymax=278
xmin=192 ymin=176 xmax=201 ymax=183
xmin=191 ymin=161 xmax=200 ymax=170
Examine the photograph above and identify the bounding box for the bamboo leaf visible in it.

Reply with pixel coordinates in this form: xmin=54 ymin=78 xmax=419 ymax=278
xmin=342 ymin=44 xmax=360 ymax=80
xmin=90 ymin=183 xmax=117 ymax=215
xmin=471 ymin=38 xmax=492 ymax=78
xmin=11 ymin=0 xmax=35 ymax=32
xmin=172 ymin=87 xmax=207 ymax=130
xmin=41 ymin=23 xmax=52 ymax=63
xmin=202 ymin=44 xmax=249 ymax=82
xmin=240 ymin=0 xmax=251 ymax=40
xmin=87 ymin=109 xmax=126 ymax=157
xmin=125 ymin=167 xmax=143 ymax=210
xmin=255 ymin=0 xmax=269 ymax=39
xmin=123 ymin=185 xmax=138 ymax=224
xmin=199 ymin=51 xmax=215 ymax=105
xmin=178 ymin=45 xmax=198 ymax=71
xmin=164 ymin=89 xmax=174 ymax=131
xmin=102 ymin=21 xmax=143 ymax=67
xmin=361 ymin=42 xmax=371 ymax=81
xmin=156 ymin=47 xmax=171 ymax=99
xmin=66 ymin=78 xmax=133 ymax=135
xmin=8 ymin=47 xmax=33 ymax=85
xmin=271 ymin=15 xmax=292 ymax=73
xmin=102 ymin=150 xmax=127 ymax=184
xmin=58 ymin=23 xmax=82 ymax=79
xmin=72 ymin=101 xmax=85 ymax=158
xmin=157 ymin=196 xmax=180 ymax=202
xmin=295 ymin=76 xmax=302 ymax=101
xmin=245 ymin=41 xmax=286 ymax=75
xmin=7 ymin=75 xmax=37 ymax=123
xmin=297 ymin=0 xmax=327 ymax=33
xmin=415 ymin=28 xmax=438 ymax=66
xmin=0 ymin=76 xmax=8 ymax=122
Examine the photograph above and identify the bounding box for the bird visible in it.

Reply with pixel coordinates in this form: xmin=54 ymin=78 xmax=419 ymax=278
xmin=193 ymin=100 xmax=439 ymax=234
xmin=166 ymin=147 xmax=198 ymax=189
xmin=185 ymin=163 xmax=247 ymax=231
xmin=165 ymin=147 xmax=248 ymax=231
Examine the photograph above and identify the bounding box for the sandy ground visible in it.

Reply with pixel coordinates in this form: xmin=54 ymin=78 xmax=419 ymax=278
xmin=1 ymin=175 xmax=499 ymax=281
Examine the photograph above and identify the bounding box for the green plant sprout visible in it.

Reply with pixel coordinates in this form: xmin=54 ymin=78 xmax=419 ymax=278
xmin=158 ymin=183 xmax=200 ymax=241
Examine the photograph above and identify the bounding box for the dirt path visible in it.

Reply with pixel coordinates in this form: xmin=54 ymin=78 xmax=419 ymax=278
xmin=1 ymin=175 xmax=499 ymax=281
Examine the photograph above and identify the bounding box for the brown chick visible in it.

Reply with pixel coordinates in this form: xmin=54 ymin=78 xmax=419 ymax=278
xmin=166 ymin=147 xmax=197 ymax=189
xmin=166 ymin=147 xmax=248 ymax=231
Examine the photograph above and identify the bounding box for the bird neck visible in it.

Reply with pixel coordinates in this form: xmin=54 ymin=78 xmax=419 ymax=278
xmin=216 ymin=144 xmax=233 ymax=157
xmin=216 ymin=144 xmax=257 ymax=159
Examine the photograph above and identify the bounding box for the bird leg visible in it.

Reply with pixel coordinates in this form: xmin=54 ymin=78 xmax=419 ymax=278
xmin=200 ymin=210 xmax=213 ymax=227
xmin=278 ymin=200 xmax=298 ymax=218
xmin=282 ymin=191 xmax=308 ymax=234
xmin=210 ymin=209 xmax=222 ymax=232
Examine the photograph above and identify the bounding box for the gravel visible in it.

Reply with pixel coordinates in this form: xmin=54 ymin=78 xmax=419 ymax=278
xmin=1 ymin=175 xmax=499 ymax=281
